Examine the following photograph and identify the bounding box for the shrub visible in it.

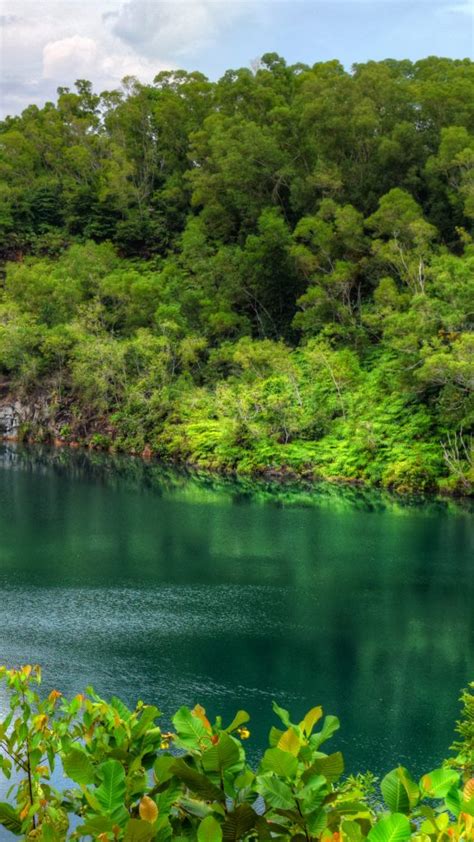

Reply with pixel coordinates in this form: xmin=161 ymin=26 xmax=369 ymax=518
xmin=0 ymin=666 xmax=472 ymax=841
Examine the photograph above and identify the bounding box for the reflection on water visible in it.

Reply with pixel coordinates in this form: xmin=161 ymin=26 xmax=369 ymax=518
xmin=0 ymin=443 xmax=472 ymax=779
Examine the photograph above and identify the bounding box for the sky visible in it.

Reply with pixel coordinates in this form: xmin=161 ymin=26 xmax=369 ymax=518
xmin=0 ymin=0 xmax=473 ymax=118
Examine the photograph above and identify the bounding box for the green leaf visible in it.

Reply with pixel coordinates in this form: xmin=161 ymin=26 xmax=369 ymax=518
xmin=341 ymin=819 xmax=364 ymax=842
xmin=306 ymin=752 xmax=344 ymax=783
xmin=110 ymin=696 xmax=133 ymax=722
xmin=268 ymin=726 xmax=284 ymax=747
xmin=154 ymin=755 xmax=175 ymax=784
xmin=171 ymin=758 xmax=225 ymax=802
xmin=420 ymin=768 xmax=459 ymax=798
xmin=256 ymin=773 xmax=295 ymax=810
xmin=77 ymin=816 xmax=114 ymax=836
xmin=198 ymin=815 xmax=223 ymax=842
xmin=298 ymin=775 xmax=328 ymax=814
xmin=367 ymin=813 xmax=411 ymax=842
xmin=381 ymin=767 xmax=418 ymax=813
xmin=95 ymin=759 xmax=127 ymax=816
xmin=172 ymin=706 xmax=209 ymax=747
xmin=271 ymin=701 xmax=291 ymax=728
xmin=62 ymin=747 xmax=95 ymax=785
xmin=224 ymin=710 xmax=250 ymax=734
xmin=0 ymin=803 xmax=22 ymax=835
xmin=311 ymin=715 xmax=340 ymax=749
xmin=124 ymin=818 xmax=155 ymax=841
xmin=260 ymin=747 xmax=298 ymax=778
xmin=201 ymin=733 xmax=240 ymax=773
xmin=131 ymin=705 xmax=161 ymax=739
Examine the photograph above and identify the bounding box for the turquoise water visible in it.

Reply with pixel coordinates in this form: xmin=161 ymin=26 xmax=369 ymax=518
xmin=0 ymin=443 xmax=472 ymax=780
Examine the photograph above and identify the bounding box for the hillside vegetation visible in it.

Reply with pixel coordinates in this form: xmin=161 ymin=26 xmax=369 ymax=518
xmin=0 ymin=55 xmax=473 ymax=492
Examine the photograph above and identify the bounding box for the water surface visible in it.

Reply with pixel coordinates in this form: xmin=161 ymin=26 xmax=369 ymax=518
xmin=0 ymin=444 xmax=472 ymax=780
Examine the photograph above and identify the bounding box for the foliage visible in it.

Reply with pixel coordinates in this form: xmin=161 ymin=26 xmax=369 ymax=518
xmin=0 ymin=57 xmax=473 ymax=493
xmin=0 ymin=667 xmax=472 ymax=841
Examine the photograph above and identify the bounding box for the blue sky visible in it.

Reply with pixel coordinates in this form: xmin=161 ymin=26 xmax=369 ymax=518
xmin=0 ymin=0 xmax=473 ymax=117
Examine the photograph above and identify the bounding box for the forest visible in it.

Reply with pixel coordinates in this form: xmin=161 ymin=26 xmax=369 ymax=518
xmin=0 ymin=54 xmax=473 ymax=493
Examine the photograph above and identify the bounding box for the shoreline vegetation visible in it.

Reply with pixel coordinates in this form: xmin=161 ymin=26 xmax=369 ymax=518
xmin=1 ymin=441 xmax=474 ymax=516
xmin=0 ymin=667 xmax=472 ymax=841
xmin=0 ymin=55 xmax=473 ymax=495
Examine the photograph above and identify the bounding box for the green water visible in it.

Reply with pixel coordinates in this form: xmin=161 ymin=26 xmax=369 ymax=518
xmin=0 ymin=444 xmax=472 ymax=777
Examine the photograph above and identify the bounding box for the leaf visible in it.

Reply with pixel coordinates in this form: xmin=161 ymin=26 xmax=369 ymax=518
xmin=192 ymin=704 xmax=212 ymax=731
xmin=131 ymin=706 xmax=161 ymax=740
xmin=154 ymin=755 xmax=175 ymax=784
xmin=306 ymin=752 xmax=344 ymax=783
xmin=62 ymin=747 xmax=95 ymax=785
xmin=95 ymin=759 xmax=127 ymax=816
xmin=298 ymin=775 xmax=328 ymax=814
xmin=171 ymin=758 xmax=224 ymax=802
xmin=0 ymin=803 xmax=22 ymax=835
xmin=311 ymin=715 xmax=340 ymax=749
xmin=463 ymin=778 xmax=474 ymax=801
xmin=77 ymin=816 xmax=114 ymax=836
xmin=278 ymin=727 xmax=302 ymax=756
xmin=172 ymin=706 xmax=210 ymax=747
xmin=139 ymin=795 xmax=158 ymax=823
xmin=260 ymin=747 xmax=298 ymax=778
xmin=198 ymin=815 xmax=223 ymax=842
xmin=224 ymin=710 xmax=250 ymax=734
xmin=420 ymin=768 xmax=459 ymax=798
xmin=300 ymin=706 xmax=323 ymax=736
xmin=445 ymin=784 xmax=462 ymax=817
xmin=201 ymin=733 xmax=240 ymax=773
xmin=123 ymin=818 xmax=155 ymax=841
xmin=341 ymin=819 xmax=364 ymax=841
xmin=222 ymin=804 xmax=258 ymax=842
xmin=256 ymin=773 xmax=295 ymax=810
xmin=307 ymin=807 xmax=327 ymax=836
xmin=268 ymin=726 xmax=284 ymax=747
xmin=381 ymin=767 xmax=418 ymax=814
xmin=110 ymin=696 xmax=132 ymax=722
xmin=272 ymin=701 xmax=291 ymax=728
xmin=367 ymin=813 xmax=411 ymax=842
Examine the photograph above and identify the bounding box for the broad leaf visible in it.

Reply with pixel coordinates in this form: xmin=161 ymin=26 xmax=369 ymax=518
xmin=198 ymin=815 xmax=223 ymax=842
xmin=62 ymin=747 xmax=95 ymax=785
xmin=260 ymin=747 xmax=298 ymax=778
xmin=201 ymin=733 xmax=240 ymax=772
xmin=300 ymin=706 xmax=323 ymax=736
xmin=306 ymin=751 xmax=344 ymax=783
xmin=311 ymin=715 xmax=340 ymax=749
xmin=172 ymin=706 xmax=210 ymax=747
xmin=0 ymin=803 xmax=22 ymax=835
xmin=222 ymin=804 xmax=257 ymax=841
xmin=124 ymin=818 xmax=155 ymax=841
xmin=95 ymin=759 xmax=127 ymax=816
xmin=224 ymin=710 xmax=250 ymax=734
xmin=278 ymin=727 xmax=302 ymax=756
xmin=256 ymin=773 xmax=295 ymax=810
xmin=367 ymin=813 xmax=411 ymax=842
xmin=420 ymin=768 xmax=459 ymax=798
xmin=171 ymin=758 xmax=224 ymax=801
xmin=271 ymin=701 xmax=291 ymax=728
xmin=381 ymin=767 xmax=418 ymax=813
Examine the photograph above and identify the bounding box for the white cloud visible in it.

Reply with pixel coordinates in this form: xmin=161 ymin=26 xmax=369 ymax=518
xmin=43 ymin=36 xmax=99 ymax=79
xmin=109 ymin=0 xmax=260 ymax=58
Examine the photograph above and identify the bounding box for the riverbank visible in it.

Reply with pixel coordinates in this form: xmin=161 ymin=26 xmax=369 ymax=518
xmin=1 ymin=398 xmax=473 ymax=502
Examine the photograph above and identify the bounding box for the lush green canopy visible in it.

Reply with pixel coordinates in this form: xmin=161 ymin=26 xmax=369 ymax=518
xmin=0 ymin=56 xmax=473 ymax=493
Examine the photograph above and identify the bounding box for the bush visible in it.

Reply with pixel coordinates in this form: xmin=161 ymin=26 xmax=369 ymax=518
xmin=0 ymin=667 xmax=472 ymax=841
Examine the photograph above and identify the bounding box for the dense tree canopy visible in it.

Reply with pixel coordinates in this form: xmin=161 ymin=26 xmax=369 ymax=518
xmin=0 ymin=55 xmax=473 ymax=493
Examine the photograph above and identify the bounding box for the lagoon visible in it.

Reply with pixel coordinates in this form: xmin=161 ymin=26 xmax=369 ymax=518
xmin=0 ymin=444 xmax=472 ymax=778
